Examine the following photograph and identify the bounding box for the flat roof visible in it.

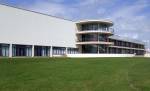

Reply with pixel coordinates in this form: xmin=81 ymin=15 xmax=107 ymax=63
xmin=76 ymin=20 xmax=114 ymax=26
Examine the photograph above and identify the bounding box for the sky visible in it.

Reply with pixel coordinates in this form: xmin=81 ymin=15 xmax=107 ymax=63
xmin=0 ymin=0 xmax=150 ymax=49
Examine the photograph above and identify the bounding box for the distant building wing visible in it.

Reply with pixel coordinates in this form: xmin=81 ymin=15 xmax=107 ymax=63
xmin=109 ymin=35 xmax=145 ymax=45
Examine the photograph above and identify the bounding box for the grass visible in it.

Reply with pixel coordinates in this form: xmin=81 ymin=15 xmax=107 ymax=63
xmin=0 ymin=57 xmax=150 ymax=91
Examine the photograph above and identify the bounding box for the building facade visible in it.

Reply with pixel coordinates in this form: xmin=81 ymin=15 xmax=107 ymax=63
xmin=76 ymin=20 xmax=145 ymax=55
xmin=0 ymin=4 xmax=145 ymax=57
xmin=0 ymin=4 xmax=78 ymax=57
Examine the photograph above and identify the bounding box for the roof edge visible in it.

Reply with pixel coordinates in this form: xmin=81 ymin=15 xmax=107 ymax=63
xmin=76 ymin=19 xmax=114 ymax=26
xmin=0 ymin=3 xmax=75 ymax=22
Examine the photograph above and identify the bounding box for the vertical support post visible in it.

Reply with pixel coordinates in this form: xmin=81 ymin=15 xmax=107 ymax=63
xmin=47 ymin=46 xmax=51 ymax=57
xmin=9 ymin=44 xmax=12 ymax=57
xmin=97 ymin=33 xmax=99 ymax=54
xmin=107 ymin=47 xmax=109 ymax=54
xmin=98 ymin=23 xmax=100 ymax=31
xmin=32 ymin=45 xmax=34 ymax=57
xmin=78 ymin=45 xmax=82 ymax=53
xmin=50 ymin=46 xmax=53 ymax=57
xmin=98 ymin=45 xmax=99 ymax=54
xmin=65 ymin=47 xmax=68 ymax=55
xmin=97 ymin=33 xmax=99 ymax=41
xmin=42 ymin=46 xmax=44 ymax=57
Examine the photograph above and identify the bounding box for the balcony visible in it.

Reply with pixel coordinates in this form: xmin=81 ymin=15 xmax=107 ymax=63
xmin=76 ymin=41 xmax=114 ymax=45
xmin=76 ymin=28 xmax=114 ymax=35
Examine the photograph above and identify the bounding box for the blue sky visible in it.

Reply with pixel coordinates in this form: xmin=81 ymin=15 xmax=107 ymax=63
xmin=0 ymin=0 xmax=150 ymax=49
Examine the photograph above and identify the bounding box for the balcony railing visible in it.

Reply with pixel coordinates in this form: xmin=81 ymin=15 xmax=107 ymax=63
xmin=76 ymin=41 xmax=114 ymax=45
xmin=78 ymin=28 xmax=114 ymax=33
xmin=77 ymin=39 xmax=107 ymax=42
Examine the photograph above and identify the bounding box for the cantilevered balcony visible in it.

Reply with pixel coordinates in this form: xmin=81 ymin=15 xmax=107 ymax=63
xmin=76 ymin=28 xmax=114 ymax=35
xmin=76 ymin=33 xmax=114 ymax=45
xmin=76 ymin=41 xmax=114 ymax=45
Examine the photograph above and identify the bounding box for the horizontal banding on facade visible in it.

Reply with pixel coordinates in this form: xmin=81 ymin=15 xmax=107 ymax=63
xmin=76 ymin=31 xmax=113 ymax=35
xmin=76 ymin=41 xmax=114 ymax=45
xmin=76 ymin=20 xmax=113 ymax=26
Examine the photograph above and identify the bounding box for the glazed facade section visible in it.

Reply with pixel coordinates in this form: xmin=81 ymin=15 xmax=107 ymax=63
xmin=0 ymin=44 xmax=9 ymax=57
xmin=0 ymin=43 xmax=78 ymax=57
xmin=79 ymin=34 xmax=109 ymax=42
xmin=108 ymin=39 xmax=145 ymax=55
xmin=76 ymin=21 xmax=113 ymax=54
xmin=76 ymin=20 xmax=145 ymax=55
xmin=81 ymin=23 xmax=114 ymax=32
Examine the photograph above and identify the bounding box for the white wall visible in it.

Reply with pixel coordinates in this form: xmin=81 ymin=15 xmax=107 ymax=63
xmin=67 ymin=54 xmax=135 ymax=58
xmin=0 ymin=5 xmax=76 ymax=47
xmin=144 ymin=53 xmax=150 ymax=57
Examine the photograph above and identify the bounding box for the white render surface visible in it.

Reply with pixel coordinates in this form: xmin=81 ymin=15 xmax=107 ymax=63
xmin=144 ymin=53 xmax=150 ymax=57
xmin=0 ymin=5 xmax=76 ymax=47
xmin=67 ymin=54 xmax=135 ymax=58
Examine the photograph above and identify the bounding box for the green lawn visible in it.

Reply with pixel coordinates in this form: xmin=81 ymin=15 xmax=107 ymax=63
xmin=0 ymin=58 xmax=150 ymax=91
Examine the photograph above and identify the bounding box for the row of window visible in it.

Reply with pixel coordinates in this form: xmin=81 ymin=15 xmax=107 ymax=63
xmin=53 ymin=47 xmax=78 ymax=55
xmin=12 ymin=45 xmax=32 ymax=56
xmin=81 ymin=44 xmax=145 ymax=55
xmin=110 ymin=39 xmax=144 ymax=49
xmin=0 ymin=44 xmax=78 ymax=57
xmin=80 ymin=34 xmax=108 ymax=42
xmin=108 ymin=48 xmax=145 ymax=55
xmin=34 ymin=46 xmax=50 ymax=56
xmin=81 ymin=23 xmax=112 ymax=31
xmin=0 ymin=44 xmax=9 ymax=56
xmin=82 ymin=45 xmax=107 ymax=53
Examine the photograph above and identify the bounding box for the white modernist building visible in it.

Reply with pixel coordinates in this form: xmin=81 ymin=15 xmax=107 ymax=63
xmin=0 ymin=4 xmax=145 ymax=57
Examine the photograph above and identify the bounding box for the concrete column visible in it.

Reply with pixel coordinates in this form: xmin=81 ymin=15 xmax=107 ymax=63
xmin=9 ymin=44 xmax=12 ymax=57
xmin=97 ymin=45 xmax=99 ymax=54
xmin=107 ymin=47 xmax=109 ymax=54
xmin=78 ymin=45 xmax=82 ymax=53
xmin=48 ymin=46 xmax=50 ymax=57
xmin=42 ymin=47 xmax=45 ymax=56
xmin=50 ymin=46 xmax=53 ymax=57
xmin=65 ymin=47 xmax=68 ymax=55
xmin=97 ymin=33 xmax=99 ymax=41
xmin=97 ymin=33 xmax=99 ymax=54
xmin=32 ymin=45 xmax=34 ymax=57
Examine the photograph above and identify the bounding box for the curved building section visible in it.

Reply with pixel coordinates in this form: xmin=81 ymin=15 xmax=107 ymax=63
xmin=76 ymin=20 xmax=145 ymax=55
xmin=76 ymin=20 xmax=114 ymax=53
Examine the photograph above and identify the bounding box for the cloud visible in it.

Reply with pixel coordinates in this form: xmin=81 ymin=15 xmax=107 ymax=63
xmin=26 ymin=0 xmax=78 ymax=20
xmin=120 ymin=33 xmax=139 ymax=39
xmin=23 ymin=0 xmax=115 ymax=20
xmin=105 ymin=0 xmax=150 ymax=46
xmin=97 ymin=8 xmax=106 ymax=15
xmin=77 ymin=0 xmax=114 ymax=6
